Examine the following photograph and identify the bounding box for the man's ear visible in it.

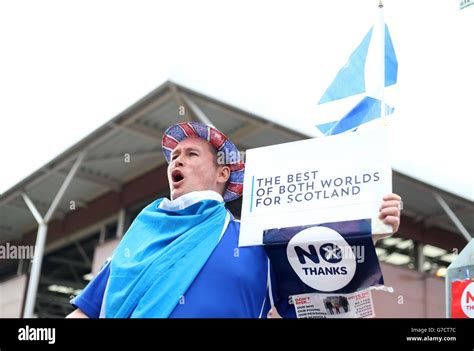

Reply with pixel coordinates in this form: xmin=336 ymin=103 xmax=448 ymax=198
xmin=217 ymin=165 xmax=231 ymax=185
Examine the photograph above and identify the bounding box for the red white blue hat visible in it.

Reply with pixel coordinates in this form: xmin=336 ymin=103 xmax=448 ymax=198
xmin=162 ymin=122 xmax=245 ymax=202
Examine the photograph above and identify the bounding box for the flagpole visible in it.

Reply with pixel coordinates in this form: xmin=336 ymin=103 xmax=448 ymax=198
xmin=379 ymin=0 xmax=387 ymax=126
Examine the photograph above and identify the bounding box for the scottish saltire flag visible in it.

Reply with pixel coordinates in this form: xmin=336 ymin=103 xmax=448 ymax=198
xmin=316 ymin=8 xmax=397 ymax=136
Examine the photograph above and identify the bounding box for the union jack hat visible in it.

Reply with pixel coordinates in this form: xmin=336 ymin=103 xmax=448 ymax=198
xmin=162 ymin=122 xmax=245 ymax=202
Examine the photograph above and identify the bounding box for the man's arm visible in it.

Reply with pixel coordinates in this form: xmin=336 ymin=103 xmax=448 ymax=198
xmin=67 ymin=258 xmax=112 ymax=318
xmin=66 ymin=308 xmax=89 ymax=318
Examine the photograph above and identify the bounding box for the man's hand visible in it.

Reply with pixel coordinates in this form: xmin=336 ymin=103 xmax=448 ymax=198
xmin=379 ymin=193 xmax=402 ymax=233
xmin=66 ymin=308 xmax=89 ymax=318
xmin=268 ymin=307 xmax=282 ymax=319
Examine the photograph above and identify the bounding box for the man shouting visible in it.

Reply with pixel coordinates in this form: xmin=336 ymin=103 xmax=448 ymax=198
xmin=67 ymin=122 xmax=401 ymax=318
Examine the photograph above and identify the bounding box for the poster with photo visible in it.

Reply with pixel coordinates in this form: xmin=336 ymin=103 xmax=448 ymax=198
xmin=291 ymin=288 xmax=376 ymax=319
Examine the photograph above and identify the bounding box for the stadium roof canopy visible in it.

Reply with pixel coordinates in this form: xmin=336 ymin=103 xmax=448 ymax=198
xmin=1 ymin=81 xmax=472 ymax=248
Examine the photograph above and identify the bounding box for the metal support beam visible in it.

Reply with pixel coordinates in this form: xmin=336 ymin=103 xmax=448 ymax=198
xmin=433 ymin=193 xmax=472 ymax=242
xmin=169 ymin=83 xmax=193 ymax=121
xmin=413 ymin=241 xmax=425 ymax=272
xmin=21 ymin=193 xmax=44 ymax=225
xmin=0 ymin=91 xmax=169 ymax=210
xmin=0 ymin=111 xmax=133 ymax=208
xmin=169 ymin=83 xmax=217 ymax=126
xmin=17 ymin=259 xmax=24 ymax=276
xmin=45 ymin=152 xmax=86 ymax=223
xmin=22 ymin=152 xmax=85 ymax=318
xmin=181 ymin=94 xmax=214 ymax=126
xmin=23 ymin=223 xmax=47 ymax=318
xmin=99 ymin=224 xmax=106 ymax=245
xmin=116 ymin=208 xmax=126 ymax=238
xmin=74 ymin=241 xmax=92 ymax=267
xmin=8 ymin=198 xmax=67 ymax=218
xmin=67 ymin=263 xmax=83 ymax=284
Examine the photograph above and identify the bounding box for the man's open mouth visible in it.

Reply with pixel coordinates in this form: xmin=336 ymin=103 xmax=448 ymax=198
xmin=171 ymin=169 xmax=185 ymax=184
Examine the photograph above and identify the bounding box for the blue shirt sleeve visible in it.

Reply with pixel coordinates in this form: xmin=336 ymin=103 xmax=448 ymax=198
xmin=70 ymin=258 xmax=111 ymax=318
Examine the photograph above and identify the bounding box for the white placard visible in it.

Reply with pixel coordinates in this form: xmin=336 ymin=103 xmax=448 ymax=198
xmin=239 ymin=126 xmax=392 ymax=247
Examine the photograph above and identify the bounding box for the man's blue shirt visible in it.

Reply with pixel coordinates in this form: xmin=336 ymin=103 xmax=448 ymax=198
xmin=71 ymin=217 xmax=287 ymax=318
